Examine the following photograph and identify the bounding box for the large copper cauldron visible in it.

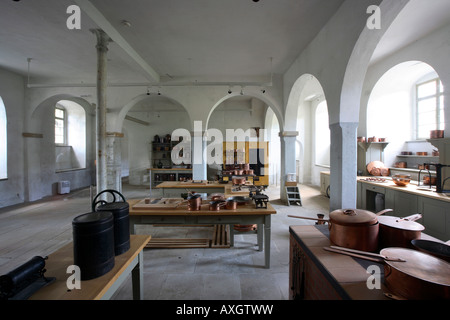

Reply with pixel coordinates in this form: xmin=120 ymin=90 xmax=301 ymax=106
xmin=381 ymin=247 xmax=450 ymax=300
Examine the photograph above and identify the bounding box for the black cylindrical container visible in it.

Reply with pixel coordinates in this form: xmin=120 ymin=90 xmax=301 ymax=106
xmin=72 ymin=211 xmax=115 ymax=280
xmin=96 ymin=202 xmax=130 ymax=256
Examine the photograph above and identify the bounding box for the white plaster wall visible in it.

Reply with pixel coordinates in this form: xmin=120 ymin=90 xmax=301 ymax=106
xmin=0 ymin=68 xmax=25 ymax=207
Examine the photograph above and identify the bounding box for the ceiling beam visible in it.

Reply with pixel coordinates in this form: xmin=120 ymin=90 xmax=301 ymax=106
xmin=74 ymin=0 xmax=160 ymax=83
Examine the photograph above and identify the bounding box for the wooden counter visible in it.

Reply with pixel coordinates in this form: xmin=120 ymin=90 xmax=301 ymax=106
xmin=128 ymin=199 xmax=276 ymax=268
xmin=289 ymin=225 xmax=443 ymax=300
xmin=289 ymin=225 xmax=389 ymax=300
xmin=29 ymin=235 xmax=150 ymax=300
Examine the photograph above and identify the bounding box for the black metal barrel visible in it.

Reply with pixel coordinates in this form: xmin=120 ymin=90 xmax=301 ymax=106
xmin=96 ymin=202 xmax=130 ymax=256
xmin=72 ymin=211 xmax=115 ymax=280
xmin=92 ymin=189 xmax=130 ymax=256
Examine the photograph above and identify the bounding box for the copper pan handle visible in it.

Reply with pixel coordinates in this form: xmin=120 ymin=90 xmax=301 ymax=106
xmin=376 ymin=209 xmax=393 ymax=216
xmin=288 ymin=215 xmax=330 ymax=223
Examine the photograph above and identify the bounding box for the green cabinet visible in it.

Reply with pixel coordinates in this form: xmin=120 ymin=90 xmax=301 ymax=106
xmin=417 ymin=197 xmax=450 ymax=241
xmin=358 ymin=181 xmax=450 ymax=241
xmin=385 ymin=189 xmax=419 ymax=218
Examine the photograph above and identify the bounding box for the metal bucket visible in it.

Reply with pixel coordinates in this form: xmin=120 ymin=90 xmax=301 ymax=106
xmin=72 ymin=211 xmax=115 ymax=280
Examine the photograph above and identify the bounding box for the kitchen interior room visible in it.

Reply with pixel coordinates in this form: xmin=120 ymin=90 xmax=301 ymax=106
xmin=0 ymin=0 xmax=449 ymax=303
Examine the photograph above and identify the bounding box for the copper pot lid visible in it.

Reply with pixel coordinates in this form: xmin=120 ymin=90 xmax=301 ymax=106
xmin=378 ymin=216 xmax=425 ymax=232
xmin=381 ymin=248 xmax=450 ymax=286
xmin=329 ymin=209 xmax=378 ymax=226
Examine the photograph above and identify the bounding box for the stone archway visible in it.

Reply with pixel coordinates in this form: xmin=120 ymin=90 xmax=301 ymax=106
xmin=25 ymin=94 xmax=94 ymax=201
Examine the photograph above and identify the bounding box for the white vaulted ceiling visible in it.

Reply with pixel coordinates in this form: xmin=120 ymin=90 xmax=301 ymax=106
xmin=0 ymin=0 xmax=345 ymax=85
xmin=0 ymin=0 xmax=449 ymax=86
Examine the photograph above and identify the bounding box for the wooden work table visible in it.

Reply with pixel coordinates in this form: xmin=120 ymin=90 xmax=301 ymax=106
xmin=29 ymin=235 xmax=150 ymax=300
xmin=289 ymin=225 xmax=441 ymax=300
xmin=289 ymin=225 xmax=389 ymax=300
xmin=128 ymin=199 xmax=277 ymax=268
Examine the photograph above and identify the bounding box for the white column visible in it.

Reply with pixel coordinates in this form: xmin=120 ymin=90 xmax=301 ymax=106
xmin=92 ymin=29 xmax=112 ymax=193
xmin=329 ymin=122 xmax=359 ymax=211
xmin=106 ymin=132 xmax=123 ymax=193
xmin=192 ymin=121 xmax=207 ymax=180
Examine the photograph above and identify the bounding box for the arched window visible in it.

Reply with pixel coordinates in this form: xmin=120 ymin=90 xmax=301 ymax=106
xmin=315 ymin=101 xmax=330 ymax=167
xmin=55 ymin=100 xmax=86 ymax=171
xmin=0 ymin=96 xmax=6 ymax=179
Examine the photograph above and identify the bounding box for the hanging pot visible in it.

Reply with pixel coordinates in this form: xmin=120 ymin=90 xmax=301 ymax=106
xmin=377 ymin=214 xmax=425 ymax=249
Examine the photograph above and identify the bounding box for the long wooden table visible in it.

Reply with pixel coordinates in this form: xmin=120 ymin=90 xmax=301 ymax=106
xmin=29 ymin=235 xmax=150 ymax=300
xmin=128 ymin=199 xmax=277 ymax=268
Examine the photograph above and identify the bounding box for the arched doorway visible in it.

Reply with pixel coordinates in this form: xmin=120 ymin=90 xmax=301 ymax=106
xmin=122 ymin=94 xmax=191 ymax=186
xmin=285 ymin=74 xmax=328 ymax=186
xmin=206 ymin=94 xmax=282 ymax=187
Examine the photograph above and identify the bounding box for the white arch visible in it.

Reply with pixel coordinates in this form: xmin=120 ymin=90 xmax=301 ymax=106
xmin=115 ymin=94 xmax=191 ymax=133
xmin=205 ymin=90 xmax=283 ymax=131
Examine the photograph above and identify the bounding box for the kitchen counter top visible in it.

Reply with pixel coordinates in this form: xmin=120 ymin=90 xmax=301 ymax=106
xmin=357 ymin=176 xmax=450 ymax=203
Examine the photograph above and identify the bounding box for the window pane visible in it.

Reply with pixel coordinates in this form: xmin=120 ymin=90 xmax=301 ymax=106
xmin=418 ymin=81 xmax=437 ymax=98
xmin=418 ymin=98 xmax=436 ymax=114
xmin=0 ymin=97 xmax=6 ymax=179
xmin=55 ymin=108 xmax=64 ymax=119
xmin=55 ymin=118 xmax=64 ymax=144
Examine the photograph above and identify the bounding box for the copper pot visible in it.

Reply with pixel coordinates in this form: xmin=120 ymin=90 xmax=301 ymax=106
xmin=423 ymin=176 xmax=437 ymax=186
xmin=395 ymin=162 xmax=407 ymax=168
xmin=289 ymin=209 xmax=393 ymax=252
xmin=210 ymin=193 xmax=225 ymax=201
xmin=225 ymin=199 xmax=238 ymax=210
xmin=209 ymin=201 xmax=226 ymax=211
xmin=328 ymin=209 xmax=393 ymax=252
xmin=245 ymin=169 xmax=254 ymax=175
xmin=377 ymin=214 xmax=424 ymax=249
xmin=187 ymin=194 xmax=202 ymax=211
xmin=232 ymin=176 xmax=246 ymax=185
xmin=381 ymin=247 xmax=450 ymax=300
xmin=430 ymin=130 xmax=444 ymax=139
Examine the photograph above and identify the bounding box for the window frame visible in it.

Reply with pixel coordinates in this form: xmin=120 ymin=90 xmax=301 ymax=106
xmin=0 ymin=96 xmax=7 ymax=180
xmin=415 ymin=77 xmax=444 ymax=140
xmin=55 ymin=106 xmax=67 ymax=145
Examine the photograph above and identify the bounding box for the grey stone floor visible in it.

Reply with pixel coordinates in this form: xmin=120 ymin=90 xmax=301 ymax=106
xmin=0 ymin=183 xmax=330 ymax=300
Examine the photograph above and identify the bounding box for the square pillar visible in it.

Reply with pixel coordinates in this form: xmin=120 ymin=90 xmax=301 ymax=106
xmin=329 ymin=122 xmax=359 ymax=211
